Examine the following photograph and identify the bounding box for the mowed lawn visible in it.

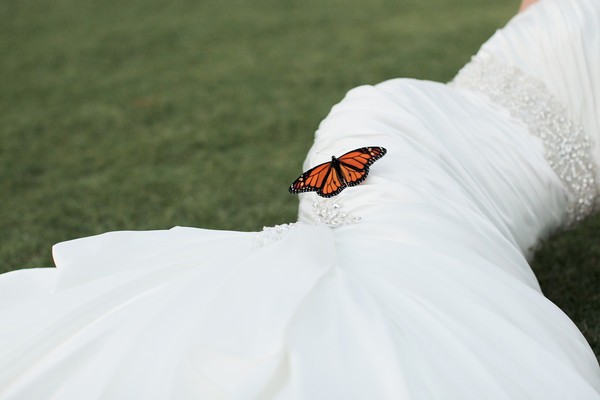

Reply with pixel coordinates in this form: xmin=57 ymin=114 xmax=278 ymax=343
xmin=1 ymin=0 xmax=598 ymax=357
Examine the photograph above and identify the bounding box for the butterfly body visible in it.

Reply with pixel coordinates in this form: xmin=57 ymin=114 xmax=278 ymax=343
xmin=289 ymin=146 xmax=387 ymax=198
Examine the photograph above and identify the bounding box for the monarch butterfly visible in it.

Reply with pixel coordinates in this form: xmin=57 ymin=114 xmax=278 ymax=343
xmin=289 ymin=146 xmax=387 ymax=198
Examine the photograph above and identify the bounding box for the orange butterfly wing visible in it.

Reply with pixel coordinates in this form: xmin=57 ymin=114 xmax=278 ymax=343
xmin=338 ymin=147 xmax=386 ymax=187
xmin=289 ymin=161 xmax=343 ymax=197
xmin=318 ymin=165 xmax=345 ymax=197
xmin=289 ymin=146 xmax=386 ymax=198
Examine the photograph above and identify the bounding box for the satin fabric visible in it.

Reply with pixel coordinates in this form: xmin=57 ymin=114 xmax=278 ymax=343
xmin=1 ymin=0 xmax=599 ymax=398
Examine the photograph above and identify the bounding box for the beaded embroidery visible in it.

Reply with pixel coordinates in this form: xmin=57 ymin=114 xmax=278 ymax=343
xmin=255 ymin=201 xmax=359 ymax=246
xmin=254 ymin=223 xmax=297 ymax=247
xmin=312 ymin=199 xmax=361 ymax=227
xmin=451 ymin=54 xmax=597 ymax=224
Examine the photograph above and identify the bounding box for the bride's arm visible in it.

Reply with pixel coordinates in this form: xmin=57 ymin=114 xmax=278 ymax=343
xmin=519 ymin=0 xmax=540 ymax=12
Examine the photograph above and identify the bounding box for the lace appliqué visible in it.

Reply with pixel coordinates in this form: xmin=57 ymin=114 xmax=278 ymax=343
xmin=254 ymin=223 xmax=297 ymax=247
xmin=450 ymin=54 xmax=597 ymax=224
xmin=312 ymin=199 xmax=361 ymax=227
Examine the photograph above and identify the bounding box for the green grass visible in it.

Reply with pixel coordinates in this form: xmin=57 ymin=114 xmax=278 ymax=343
xmin=1 ymin=0 xmax=598 ymax=359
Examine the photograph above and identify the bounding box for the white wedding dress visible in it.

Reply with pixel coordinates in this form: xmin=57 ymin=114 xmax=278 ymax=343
xmin=1 ymin=0 xmax=599 ymax=398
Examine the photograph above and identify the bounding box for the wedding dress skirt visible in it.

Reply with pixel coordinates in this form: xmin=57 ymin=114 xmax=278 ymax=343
xmin=1 ymin=0 xmax=600 ymax=398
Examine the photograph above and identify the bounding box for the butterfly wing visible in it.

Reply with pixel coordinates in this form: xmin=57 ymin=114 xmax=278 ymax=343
xmin=289 ymin=159 xmax=347 ymax=198
xmin=317 ymin=165 xmax=346 ymax=197
xmin=337 ymin=146 xmax=387 ymax=187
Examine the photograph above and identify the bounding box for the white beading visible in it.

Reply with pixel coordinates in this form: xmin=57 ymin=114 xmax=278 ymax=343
xmin=255 ymin=200 xmax=360 ymax=246
xmin=451 ymin=54 xmax=597 ymax=224
xmin=312 ymin=199 xmax=361 ymax=227
xmin=254 ymin=223 xmax=298 ymax=247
